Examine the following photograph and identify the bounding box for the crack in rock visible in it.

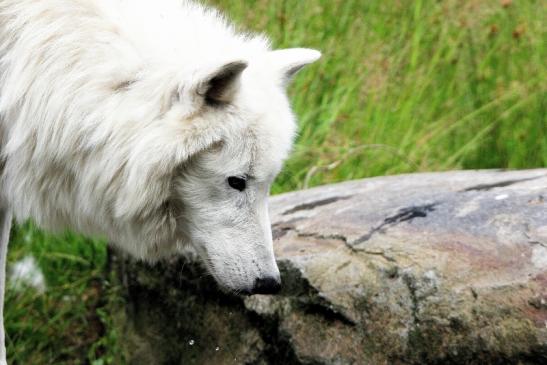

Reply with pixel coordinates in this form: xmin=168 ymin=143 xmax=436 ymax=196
xmin=296 ymin=231 xmax=349 ymax=244
xmin=294 ymin=229 xmax=398 ymax=263
xmin=271 ymin=218 xmax=304 ymax=240
xmin=359 ymin=249 xmax=397 ymax=262
xmin=461 ymin=176 xmax=543 ymax=192
xmin=282 ymin=195 xmax=351 ymax=215
xmin=274 ymin=261 xmax=358 ymax=326
xmin=353 ymin=203 xmax=439 ymax=245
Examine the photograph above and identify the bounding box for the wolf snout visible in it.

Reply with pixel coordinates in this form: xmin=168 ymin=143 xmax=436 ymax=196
xmin=249 ymin=276 xmax=282 ymax=295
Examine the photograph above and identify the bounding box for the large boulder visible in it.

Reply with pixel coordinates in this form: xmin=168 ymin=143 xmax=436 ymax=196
xmin=111 ymin=170 xmax=547 ymax=364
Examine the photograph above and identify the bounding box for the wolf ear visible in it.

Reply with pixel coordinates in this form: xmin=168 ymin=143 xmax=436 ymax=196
xmin=198 ymin=61 xmax=248 ymax=105
xmin=269 ymin=48 xmax=321 ymax=85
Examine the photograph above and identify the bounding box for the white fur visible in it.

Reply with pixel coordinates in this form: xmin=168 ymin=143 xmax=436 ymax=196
xmin=0 ymin=0 xmax=319 ymax=361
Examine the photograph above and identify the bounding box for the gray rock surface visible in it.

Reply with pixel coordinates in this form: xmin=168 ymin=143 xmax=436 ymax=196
xmin=112 ymin=170 xmax=547 ymax=364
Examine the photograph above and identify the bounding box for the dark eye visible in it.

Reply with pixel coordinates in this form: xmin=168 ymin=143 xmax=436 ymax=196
xmin=227 ymin=176 xmax=246 ymax=191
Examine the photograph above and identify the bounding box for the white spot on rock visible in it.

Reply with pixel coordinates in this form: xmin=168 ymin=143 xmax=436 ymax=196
xmin=9 ymin=256 xmax=46 ymax=294
xmin=495 ymin=194 xmax=509 ymax=200
xmin=188 ymin=339 xmax=195 ymax=346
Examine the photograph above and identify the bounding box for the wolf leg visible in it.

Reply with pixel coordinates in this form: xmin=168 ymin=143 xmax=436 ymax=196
xmin=0 ymin=207 xmax=12 ymax=365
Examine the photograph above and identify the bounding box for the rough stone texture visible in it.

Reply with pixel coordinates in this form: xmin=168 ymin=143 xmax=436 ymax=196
xmin=112 ymin=170 xmax=547 ymax=364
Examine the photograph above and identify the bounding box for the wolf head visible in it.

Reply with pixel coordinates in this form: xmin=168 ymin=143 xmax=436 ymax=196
xmin=93 ymin=48 xmax=321 ymax=294
xmin=169 ymin=49 xmax=320 ymax=294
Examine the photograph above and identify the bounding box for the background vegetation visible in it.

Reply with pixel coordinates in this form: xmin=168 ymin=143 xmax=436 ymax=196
xmin=5 ymin=0 xmax=545 ymax=363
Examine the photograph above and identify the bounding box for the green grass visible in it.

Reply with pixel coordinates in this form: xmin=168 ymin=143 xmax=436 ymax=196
xmin=5 ymin=223 xmax=122 ymax=365
xmin=5 ymin=0 xmax=546 ymax=363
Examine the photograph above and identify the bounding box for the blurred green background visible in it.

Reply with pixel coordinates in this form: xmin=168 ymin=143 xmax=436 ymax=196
xmin=5 ymin=0 xmax=546 ymax=363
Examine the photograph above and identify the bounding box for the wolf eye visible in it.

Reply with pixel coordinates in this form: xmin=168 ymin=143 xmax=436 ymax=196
xmin=227 ymin=176 xmax=246 ymax=191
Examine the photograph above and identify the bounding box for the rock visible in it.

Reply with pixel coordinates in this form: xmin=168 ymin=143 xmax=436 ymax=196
xmin=111 ymin=170 xmax=547 ymax=364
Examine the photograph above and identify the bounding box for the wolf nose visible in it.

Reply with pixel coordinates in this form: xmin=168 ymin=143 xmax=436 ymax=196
xmin=252 ymin=276 xmax=282 ymax=295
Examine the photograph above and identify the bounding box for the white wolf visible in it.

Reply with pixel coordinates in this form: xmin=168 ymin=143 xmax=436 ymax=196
xmin=0 ymin=0 xmax=320 ymax=361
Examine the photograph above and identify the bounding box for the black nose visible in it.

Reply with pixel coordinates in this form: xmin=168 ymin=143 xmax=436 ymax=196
xmin=251 ymin=276 xmax=282 ymax=295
